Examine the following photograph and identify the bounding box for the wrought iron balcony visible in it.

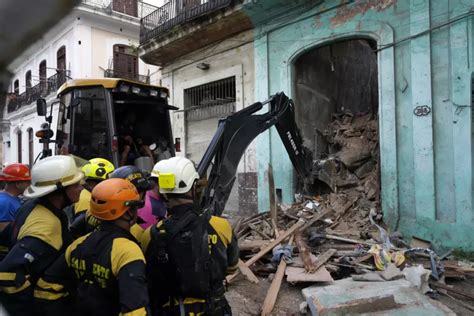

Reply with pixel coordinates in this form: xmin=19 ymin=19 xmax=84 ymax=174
xmin=7 ymin=70 xmax=71 ymax=113
xmin=81 ymin=0 xmax=157 ymax=19
xmin=140 ymin=0 xmax=232 ymax=43
xmin=103 ymin=69 xmax=150 ymax=84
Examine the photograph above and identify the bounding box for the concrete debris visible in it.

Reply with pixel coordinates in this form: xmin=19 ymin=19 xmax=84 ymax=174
xmin=302 ymin=278 xmax=455 ymax=315
xmin=403 ymin=265 xmax=431 ymax=294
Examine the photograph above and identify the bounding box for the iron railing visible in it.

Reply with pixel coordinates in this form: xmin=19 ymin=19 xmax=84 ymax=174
xmin=81 ymin=0 xmax=158 ymax=19
xmin=104 ymin=69 xmax=150 ymax=84
xmin=140 ymin=0 xmax=232 ymax=43
xmin=7 ymin=71 xmax=71 ymax=113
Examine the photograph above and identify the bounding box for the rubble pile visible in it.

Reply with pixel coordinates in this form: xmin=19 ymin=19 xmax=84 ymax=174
xmin=311 ymin=112 xmax=381 ymax=240
xmin=228 ymin=115 xmax=474 ymax=315
xmin=231 ymin=202 xmax=474 ymax=315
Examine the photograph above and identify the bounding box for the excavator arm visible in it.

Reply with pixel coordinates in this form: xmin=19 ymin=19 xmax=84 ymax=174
xmin=197 ymin=92 xmax=313 ymax=216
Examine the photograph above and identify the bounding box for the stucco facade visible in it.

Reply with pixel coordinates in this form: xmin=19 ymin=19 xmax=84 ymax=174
xmin=160 ymin=30 xmax=257 ymax=214
xmin=244 ymin=0 xmax=473 ymax=250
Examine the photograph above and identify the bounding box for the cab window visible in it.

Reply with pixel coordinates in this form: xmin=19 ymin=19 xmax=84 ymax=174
xmin=71 ymin=87 xmax=110 ymax=159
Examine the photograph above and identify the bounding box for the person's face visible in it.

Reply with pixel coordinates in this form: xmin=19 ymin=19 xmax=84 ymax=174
xmin=15 ymin=180 xmax=30 ymax=194
xmin=65 ymin=182 xmax=83 ymax=204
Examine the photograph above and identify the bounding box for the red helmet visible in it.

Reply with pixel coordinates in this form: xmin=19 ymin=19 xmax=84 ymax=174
xmin=0 ymin=163 xmax=32 ymax=182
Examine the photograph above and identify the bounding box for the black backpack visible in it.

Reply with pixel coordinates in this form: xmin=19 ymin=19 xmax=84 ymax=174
xmin=151 ymin=209 xmax=212 ymax=299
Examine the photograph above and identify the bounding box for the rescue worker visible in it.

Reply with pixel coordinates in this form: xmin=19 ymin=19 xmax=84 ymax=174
xmin=68 ymin=157 xmax=114 ymax=237
xmin=0 ymin=155 xmax=83 ymax=316
xmin=35 ymin=178 xmax=150 ymax=316
xmin=137 ymin=162 xmax=167 ymax=229
xmin=0 ymin=163 xmax=31 ymax=231
xmin=109 ymin=165 xmax=153 ymax=240
xmin=0 ymin=163 xmax=31 ymax=259
xmin=140 ymin=157 xmax=239 ymax=315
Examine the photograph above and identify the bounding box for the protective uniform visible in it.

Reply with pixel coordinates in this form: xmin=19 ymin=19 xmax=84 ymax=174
xmin=69 ymin=158 xmax=114 ymax=237
xmin=141 ymin=157 xmax=239 ymax=315
xmin=0 ymin=156 xmax=83 ymax=316
xmin=35 ymin=178 xmax=150 ymax=316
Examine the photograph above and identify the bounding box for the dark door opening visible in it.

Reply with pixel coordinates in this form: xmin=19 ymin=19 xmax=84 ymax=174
xmin=293 ymin=38 xmax=380 ymax=215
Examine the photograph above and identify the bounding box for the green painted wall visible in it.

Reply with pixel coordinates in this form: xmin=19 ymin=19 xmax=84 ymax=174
xmin=244 ymin=0 xmax=474 ymax=250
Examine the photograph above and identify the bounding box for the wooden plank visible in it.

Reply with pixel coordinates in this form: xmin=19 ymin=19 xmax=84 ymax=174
xmin=268 ymin=164 xmax=277 ymax=226
xmin=245 ymin=220 xmax=304 ymax=267
xmin=228 ymin=220 xmax=305 ymax=283
xmin=285 ymin=266 xmax=334 ymax=283
xmin=260 ymin=235 xmax=294 ymax=316
xmin=238 ymin=259 xmax=259 ymax=284
xmin=299 ymin=209 xmax=332 ymax=232
xmin=312 ymin=249 xmax=337 ymax=272
xmin=238 ymin=240 xmax=269 ymax=252
xmin=294 ymin=231 xmax=317 ymax=273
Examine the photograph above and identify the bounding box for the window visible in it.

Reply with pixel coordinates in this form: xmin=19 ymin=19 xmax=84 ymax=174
xmin=184 ymin=76 xmax=236 ymax=121
xmin=13 ymin=80 xmax=19 ymax=94
xmin=25 ymin=71 xmax=32 ymax=89
xmin=39 ymin=60 xmax=47 ymax=91
xmin=28 ymin=128 xmax=34 ymax=167
xmin=57 ymin=46 xmax=67 ymax=84
xmin=17 ymin=130 xmax=22 ymax=162
xmin=113 ymin=44 xmax=138 ymax=81
xmin=71 ymin=87 xmax=110 ymax=160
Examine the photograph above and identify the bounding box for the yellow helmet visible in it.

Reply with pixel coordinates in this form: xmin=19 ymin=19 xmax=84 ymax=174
xmin=82 ymin=158 xmax=115 ymax=181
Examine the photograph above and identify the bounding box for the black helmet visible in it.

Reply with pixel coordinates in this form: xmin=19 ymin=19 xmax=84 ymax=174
xmin=109 ymin=165 xmax=152 ymax=193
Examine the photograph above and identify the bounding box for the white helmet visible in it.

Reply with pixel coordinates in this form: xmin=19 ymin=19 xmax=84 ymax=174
xmin=155 ymin=157 xmax=199 ymax=194
xmin=24 ymin=155 xmax=84 ymax=198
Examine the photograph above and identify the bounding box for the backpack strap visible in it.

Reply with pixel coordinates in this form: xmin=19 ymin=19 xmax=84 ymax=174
xmin=151 ymin=210 xmax=197 ymax=263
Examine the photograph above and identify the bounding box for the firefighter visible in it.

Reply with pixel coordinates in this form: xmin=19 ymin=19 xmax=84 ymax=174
xmin=0 ymin=155 xmax=83 ymax=316
xmin=68 ymin=157 xmax=114 ymax=237
xmin=35 ymin=178 xmax=150 ymax=316
xmin=0 ymin=163 xmax=31 ymax=231
xmin=140 ymin=157 xmax=239 ymax=315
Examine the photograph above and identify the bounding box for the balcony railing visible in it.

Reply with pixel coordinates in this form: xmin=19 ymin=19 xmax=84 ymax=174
xmin=104 ymin=69 xmax=150 ymax=84
xmin=140 ymin=0 xmax=232 ymax=43
xmin=7 ymin=71 xmax=71 ymax=113
xmin=81 ymin=0 xmax=158 ymax=19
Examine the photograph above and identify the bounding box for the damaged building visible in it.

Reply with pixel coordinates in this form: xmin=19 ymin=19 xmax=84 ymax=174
xmin=139 ymin=0 xmax=474 ymax=251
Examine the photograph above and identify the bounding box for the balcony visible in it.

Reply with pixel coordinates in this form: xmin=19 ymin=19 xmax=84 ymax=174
xmin=81 ymin=0 xmax=157 ymax=19
xmin=7 ymin=70 xmax=71 ymax=113
xmin=140 ymin=0 xmax=252 ymax=66
xmin=103 ymin=69 xmax=150 ymax=84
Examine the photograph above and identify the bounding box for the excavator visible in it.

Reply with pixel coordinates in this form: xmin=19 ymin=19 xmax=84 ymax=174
xmin=36 ymin=82 xmax=314 ymax=215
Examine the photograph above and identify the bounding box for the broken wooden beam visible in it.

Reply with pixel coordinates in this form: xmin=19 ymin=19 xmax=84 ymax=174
xmin=312 ymin=249 xmax=337 ymax=272
xmin=238 ymin=259 xmax=259 ymax=284
xmin=260 ymin=235 xmax=294 ymax=316
xmin=294 ymin=231 xmax=318 ymax=273
xmin=268 ymin=164 xmax=277 ymax=227
xmin=228 ymin=220 xmax=305 ymax=283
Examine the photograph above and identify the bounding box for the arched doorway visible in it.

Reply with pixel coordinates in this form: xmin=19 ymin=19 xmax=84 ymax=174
xmin=293 ymin=38 xmax=380 ymax=224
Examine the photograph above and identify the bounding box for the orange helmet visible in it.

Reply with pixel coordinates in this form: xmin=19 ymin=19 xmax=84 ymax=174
xmin=0 ymin=163 xmax=31 ymax=182
xmin=90 ymin=178 xmax=143 ymax=221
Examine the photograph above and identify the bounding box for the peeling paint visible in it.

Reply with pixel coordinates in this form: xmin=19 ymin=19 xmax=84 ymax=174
xmin=331 ymin=0 xmax=396 ymax=27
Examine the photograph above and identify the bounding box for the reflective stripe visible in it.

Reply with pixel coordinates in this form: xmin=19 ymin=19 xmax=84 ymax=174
xmin=33 ymin=289 xmax=67 ymax=300
xmin=1 ymin=279 xmax=31 ymax=294
xmin=34 ymin=174 xmax=77 ymax=187
xmin=36 ymin=278 xmax=64 ymax=292
xmin=183 ymin=297 xmax=206 ymax=304
xmin=119 ymin=306 xmax=147 ymax=316
xmin=0 ymin=272 xmax=17 ymax=281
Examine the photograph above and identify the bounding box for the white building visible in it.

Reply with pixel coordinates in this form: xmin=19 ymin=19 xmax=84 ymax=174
xmin=2 ymin=0 xmax=159 ymax=166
